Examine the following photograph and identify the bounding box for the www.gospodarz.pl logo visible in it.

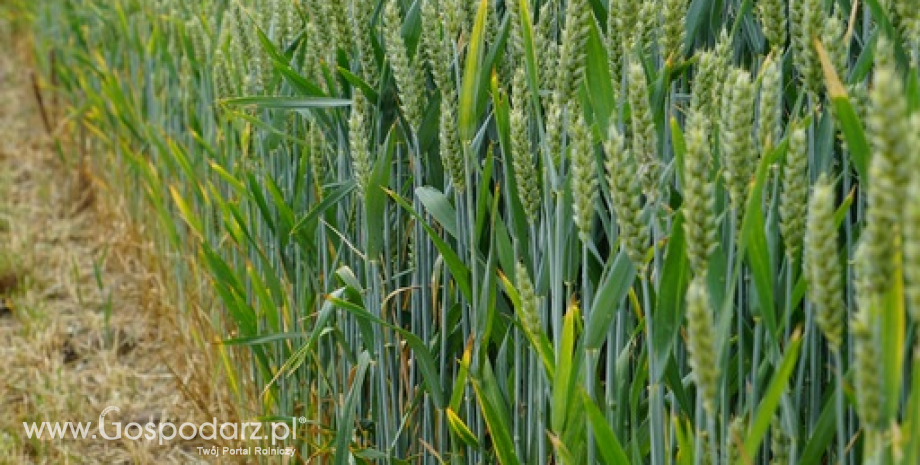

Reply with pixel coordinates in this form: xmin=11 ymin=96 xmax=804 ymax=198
xmin=23 ymin=406 xmax=307 ymax=446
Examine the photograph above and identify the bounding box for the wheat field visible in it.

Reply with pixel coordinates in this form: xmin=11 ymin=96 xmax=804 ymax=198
xmin=9 ymin=0 xmax=920 ymax=463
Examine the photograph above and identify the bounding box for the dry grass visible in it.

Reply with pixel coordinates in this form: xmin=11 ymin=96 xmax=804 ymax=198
xmin=0 ymin=38 xmax=240 ymax=464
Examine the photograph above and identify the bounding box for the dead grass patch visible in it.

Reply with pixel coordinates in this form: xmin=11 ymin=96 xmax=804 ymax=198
xmin=0 ymin=30 xmax=240 ymax=465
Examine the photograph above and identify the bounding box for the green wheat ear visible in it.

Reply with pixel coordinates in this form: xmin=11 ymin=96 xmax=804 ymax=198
xmin=853 ymin=242 xmax=883 ymax=432
xmin=515 ymin=262 xmax=543 ymax=344
xmin=780 ymin=124 xmax=808 ymax=262
xmin=383 ymin=0 xmax=426 ymax=130
xmin=605 ymin=124 xmax=648 ymax=268
xmin=758 ymin=57 xmax=782 ymax=151
xmin=349 ymin=95 xmax=371 ymax=196
xmin=822 ymin=13 xmax=847 ymax=83
xmin=719 ymin=68 xmax=755 ymax=212
xmin=439 ymin=93 xmax=465 ymax=191
xmin=659 ymin=0 xmax=687 ymax=64
xmin=892 ymin=0 xmax=920 ymax=51
xmin=865 ymin=42 xmax=910 ymax=294
xmin=213 ymin=49 xmax=232 ymax=100
xmin=308 ymin=122 xmax=326 ymax=186
xmin=771 ymin=415 xmax=790 ymax=464
xmin=805 ymin=173 xmax=844 ymax=350
xmin=510 ymin=67 xmax=540 ymax=223
xmin=686 ymin=276 xmax=719 ymax=416
xmin=605 ymin=0 xmax=624 ymax=98
xmin=691 ymin=50 xmax=718 ymax=134
xmin=626 ymin=59 xmax=659 ymax=205
xmin=757 ymin=0 xmax=786 ymax=51
xmin=723 ymin=416 xmax=747 ymax=464
xmin=570 ymin=113 xmax=597 ymax=243
xmin=792 ymin=0 xmax=825 ymax=95
xmin=681 ymin=112 xmax=716 ymax=276
xmin=324 ymin=0 xmax=352 ymax=54
xmin=351 ymin=0 xmax=378 ymax=88
xmin=422 ymin=0 xmax=454 ymax=97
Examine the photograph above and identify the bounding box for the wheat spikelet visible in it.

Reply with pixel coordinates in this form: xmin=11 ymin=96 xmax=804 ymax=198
xmin=865 ymin=45 xmax=909 ymax=293
xmin=349 ymin=95 xmax=371 ymax=195
xmin=511 ymin=67 xmax=540 ymax=223
xmin=780 ymin=124 xmax=808 ymax=261
xmin=758 ymin=58 xmax=782 ymax=151
xmin=793 ymin=0 xmax=824 ymax=95
xmin=605 ymin=124 xmax=648 ymax=267
xmin=686 ymin=276 xmax=719 ymax=415
xmin=660 ymin=0 xmax=687 ymax=63
xmin=627 ymin=60 xmax=660 ymax=204
xmin=570 ymin=113 xmax=597 ymax=242
xmin=383 ymin=0 xmax=426 ymax=130
xmin=351 ymin=0 xmax=378 ymax=88
xmin=515 ymin=262 xmax=543 ymax=343
xmin=757 ymin=0 xmax=787 ymax=51
xmin=719 ymin=68 xmax=756 ymax=211
xmin=806 ymin=174 xmax=845 ymax=350
xmin=682 ymin=112 xmax=716 ymax=276
xmin=853 ymin=242 xmax=883 ymax=430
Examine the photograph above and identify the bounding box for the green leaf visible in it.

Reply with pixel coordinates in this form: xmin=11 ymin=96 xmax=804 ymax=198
xmin=671 ymin=117 xmax=687 ymax=188
xmin=365 ymin=133 xmax=394 ymax=261
xmin=201 ymin=244 xmax=255 ymax=335
xmin=468 ymin=359 xmax=520 ymax=465
xmin=245 ymin=262 xmax=282 ymax=333
xmin=209 ymin=162 xmax=248 ymax=197
xmin=497 ymin=270 xmax=556 ymax=379
xmin=264 ymin=290 xmax=337 ymax=389
xmin=415 ymin=186 xmax=459 ymax=238
xmin=338 ymin=66 xmax=380 ymax=103
xmin=798 ymin=388 xmax=841 ymax=465
xmin=582 ymin=391 xmax=630 ymax=464
xmin=334 ymin=351 xmax=371 ymax=465
xmin=587 ymin=251 xmax=637 ymax=349
xmin=551 ymin=306 xmax=581 ymax=434
xmin=740 ymin=142 xmax=784 ymax=352
xmin=815 ymin=38 xmax=869 ymax=184
xmin=458 ymin=0 xmax=489 ymax=141
xmin=221 ymin=95 xmax=352 ymax=110
xmin=169 ymin=185 xmax=203 ymax=239
xmin=329 ymin=297 xmax=446 ymax=408
xmin=583 ymin=20 xmax=615 ymax=130
xmin=880 ymin=261 xmax=906 ymax=421
xmin=907 ymin=68 xmax=920 ymax=112
xmin=449 ymin=339 xmax=473 ymax=411
xmin=386 ymin=188 xmax=473 ymax=303
xmin=446 ymin=408 xmax=480 ymax=448
xmin=290 ymin=182 xmax=356 ymax=244
xmin=740 ymin=330 xmax=802 ymax=461
xmin=652 ymin=211 xmax=690 ymax=381
xmin=906 ymin=351 xmax=920 ymax=465
xmin=221 ymin=332 xmax=306 ymax=346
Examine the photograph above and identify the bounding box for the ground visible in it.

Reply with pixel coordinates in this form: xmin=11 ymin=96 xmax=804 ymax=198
xmin=0 ymin=30 xmax=239 ymax=464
